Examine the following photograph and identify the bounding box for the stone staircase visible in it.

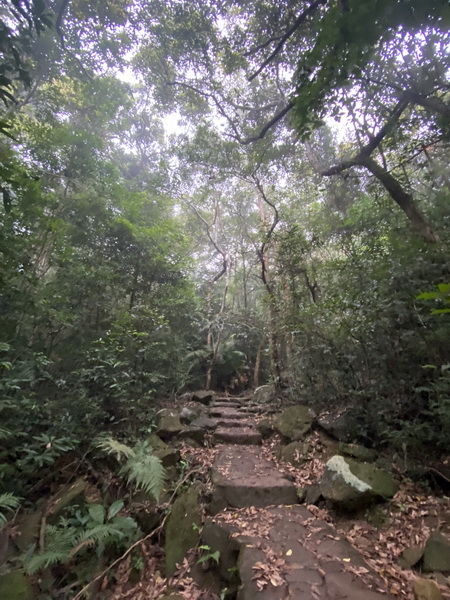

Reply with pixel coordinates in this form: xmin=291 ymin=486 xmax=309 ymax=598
xmin=201 ymin=395 xmax=394 ymax=600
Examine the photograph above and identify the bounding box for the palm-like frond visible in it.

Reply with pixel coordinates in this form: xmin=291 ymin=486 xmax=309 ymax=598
xmin=0 ymin=493 xmax=21 ymax=526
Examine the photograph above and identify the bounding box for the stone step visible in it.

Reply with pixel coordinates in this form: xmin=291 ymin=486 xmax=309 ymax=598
xmin=215 ymin=396 xmax=253 ymax=403
xmin=209 ymin=408 xmax=252 ymax=419
xmin=212 ymin=428 xmax=262 ymax=446
xmin=202 ymin=505 xmax=394 ymax=600
xmin=214 ymin=418 xmax=254 ymax=428
xmin=210 ymin=446 xmax=297 ymax=513
xmin=211 ymin=401 xmax=243 ymax=409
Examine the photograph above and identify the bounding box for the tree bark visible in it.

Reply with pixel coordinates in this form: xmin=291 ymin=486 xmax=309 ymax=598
xmin=359 ymin=155 xmax=439 ymax=243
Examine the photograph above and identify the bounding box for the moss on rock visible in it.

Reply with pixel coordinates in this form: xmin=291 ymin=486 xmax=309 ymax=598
xmin=274 ymin=405 xmax=316 ymax=441
xmin=165 ymin=486 xmax=202 ymax=575
xmin=0 ymin=571 xmax=35 ymax=600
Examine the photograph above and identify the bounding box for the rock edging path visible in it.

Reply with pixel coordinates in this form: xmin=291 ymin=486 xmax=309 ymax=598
xmin=201 ymin=395 xmax=395 ymax=600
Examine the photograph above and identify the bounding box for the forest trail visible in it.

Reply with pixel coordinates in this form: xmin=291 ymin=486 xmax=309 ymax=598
xmin=200 ymin=395 xmax=395 ymax=600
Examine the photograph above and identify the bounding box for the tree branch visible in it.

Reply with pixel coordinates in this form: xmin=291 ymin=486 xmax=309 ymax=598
xmin=248 ymin=0 xmax=326 ymax=82
xmin=235 ymin=102 xmax=294 ymax=145
xmin=55 ymin=0 xmax=71 ymax=47
xmin=321 ymin=97 xmax=409 ymax=175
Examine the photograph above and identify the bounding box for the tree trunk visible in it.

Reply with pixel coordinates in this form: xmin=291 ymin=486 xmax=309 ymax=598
xmin=253 ymin=336 xmax=264 ymax=388
xmin=360 ymin=155 xmax=439 ymax=242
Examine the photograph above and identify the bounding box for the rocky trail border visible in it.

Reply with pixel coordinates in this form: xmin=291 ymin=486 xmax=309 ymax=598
xmin=108 ymin=390 xmax=450 ymax=600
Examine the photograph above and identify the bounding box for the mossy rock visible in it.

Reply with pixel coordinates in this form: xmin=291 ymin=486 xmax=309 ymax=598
xmin=399 ymin=546 xmax=424 ymax=569
xmin=14 ymin=509 xmax=42 ymax=552
xmin=338 ymin=442 xmax=377 ymax=462
xmin=274 ymin=405 xmax=316 ymax=441
xmin=413 ymin=578 xmax=444 ymax=600
xmin=165 ymin=486 xmax=202 ymax=575
xmin=0 ymin=571 xmax=35 ymax=600
xmin=154 ymin=448 xmax=180 ymax=468
xmin=147 ymin=433 xmax=168 ymax=451
xmin=423 ymin=533 xmax=450 ymax=572
xmin=156 ymin=411 xmax=183 ymax=440
xmin=320 ymin=455 xmax=397 ymax=511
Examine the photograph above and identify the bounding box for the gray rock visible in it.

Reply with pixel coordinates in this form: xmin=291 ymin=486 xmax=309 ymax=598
xmin=318 ymin=409 xmax=359 ymax=442
xmin=320 ymin=455 xmax=397 ymax=511
xmin=191 ymin=416 xmax=218 ymax=430
xmin=179 ymin=426 xmax=205 ymax=444
xmin=179 ymin=407 xmax=199 ymax=424
xmin=274 ymin=405 xmax=316 ymax=441
xmin=305 ymin=484 xmax=322 ymax=505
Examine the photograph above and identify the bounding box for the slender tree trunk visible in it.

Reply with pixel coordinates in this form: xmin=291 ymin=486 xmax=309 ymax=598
xmin=253 ymin=336 xmax=264 ymax=388
xmin=359 ymin=155 xmax=439 ymax=243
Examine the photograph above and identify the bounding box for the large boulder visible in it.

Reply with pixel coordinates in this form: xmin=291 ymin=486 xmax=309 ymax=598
xmin=423 ymin=532 xmax=450 ymax=572
xmin=156 ymin=409 xmax=182 ymax=440
xmin=274 ymin=405 xmax=316 ymax=441
xmin=164 ymin=486 xmax=202 ymax=576
xmin=320 ymin=455 xmax=398 ymax=511
xmin=0 ymin=572 xmax=35 ymax=600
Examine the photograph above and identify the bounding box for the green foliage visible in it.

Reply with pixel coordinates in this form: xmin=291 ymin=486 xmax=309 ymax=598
xmin=417 ymin=283 xmax=450 ymax=314
xmin=197 ymin=544 xmax=220 ymax=566
xmin=119 ymin=442 xmax=166 ymax=501
xmin=24 ymin=501 xmax=140 ymax=574
xmin=0 ymin=493 xmax=21 ymax=525
xmin=95 ymin=436 xmax=135 ymax=461
xmin=96 ymin=437 xmax=166 ymax=501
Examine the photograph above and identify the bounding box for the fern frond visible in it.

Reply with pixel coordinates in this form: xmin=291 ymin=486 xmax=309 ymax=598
xmin=120 ymin=448 xmax=165 ymax=501
xmin=71 ymin=523 xmax=125 ymax=556
xmin=25 ymin=549 xmax=70 ymax=574
xmin=95 ymin=436 xmax=135 ymax=461
xmin=24 ymin=524 xmax=77 ymax=574
xmin=0 ymin=493 xmax=21 ymax=526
